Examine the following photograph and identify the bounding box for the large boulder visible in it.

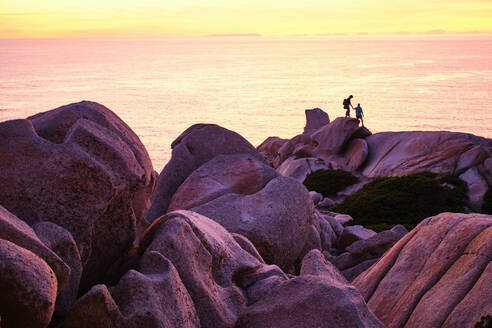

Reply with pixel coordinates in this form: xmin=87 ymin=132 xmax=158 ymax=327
xmin=362 ymin=131 xmax=491 ymax=177
xmin=303 ymin=108 xmax=330 ymax=135
xmin=353 ymin=213 xmax=492 ymax=328
xmin=276 ymin=156 xmax=329 ymax=182
xmin=0 ymin=238 xmax=58 ymax=328
xmin=0 ymin=101 xmax=155 ymax=290
xmin=168 ymin=154 xmax=277 ymax=211
xmin=272 ymin=133 xmax=313 ymax=168
xmin=139 ymin=210 xmax=265 ymax=328
xmin=256 ymin=136 xmax=288 ymax=165
xmin=311 ymin=117 xmax=361 ymax=157
xmin=235 ymin=275 xmax=384 ymax=328
xmin=65 ymin=251 xmax=199 ymax=328
xmin=0 ymin=206 xmax=69 ymax=292
xmin=147 ymin=124 xmax=264 ymax=221
xmin=168 ymin=154 xmax=314 ymax=269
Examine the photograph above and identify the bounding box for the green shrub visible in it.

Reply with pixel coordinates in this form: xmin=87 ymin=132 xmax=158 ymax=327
xmin=475 ymin=315 xmax=492 ymax=328
xmin=333 ymin=172 xmax=467 ymax=230
xmin=303 ymin=169 xmax=359 ymax=197
xmin=482 ymin=187 xmax=492 ymax=214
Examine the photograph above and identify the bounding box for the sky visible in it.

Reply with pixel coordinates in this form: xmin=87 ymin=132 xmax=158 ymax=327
xmin=1 ymin=0 xmax=491 ymax=38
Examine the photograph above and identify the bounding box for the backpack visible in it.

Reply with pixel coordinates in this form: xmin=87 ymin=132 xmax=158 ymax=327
xmin=343 ymin=98 xmax=349 ymax=106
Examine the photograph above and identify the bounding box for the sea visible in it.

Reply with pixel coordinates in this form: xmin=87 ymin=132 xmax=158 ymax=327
xmin=1 ymin=36 xmax=492 ymax=170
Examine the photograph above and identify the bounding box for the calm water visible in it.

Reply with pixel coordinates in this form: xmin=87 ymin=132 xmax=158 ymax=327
xmin=1 ymin=37 xmax=492 ymax=170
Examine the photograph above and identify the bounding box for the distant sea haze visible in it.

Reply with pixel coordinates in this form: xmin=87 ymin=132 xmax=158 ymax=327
xmin=1 ymin=37 xmax=491 ymax=170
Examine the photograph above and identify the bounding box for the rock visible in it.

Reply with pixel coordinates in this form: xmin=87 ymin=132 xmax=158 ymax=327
xmin=338 ymin=225 xmax=377 ymax=250
xmin=147 ymin=124 xmax=264 ymax=221
xmin=0 ymin=206 xmax=69 ymax=292
xmin=459 ymin=167 xmax=489 ymax=211
xmin=256 ymin=136 xmax=289 ymax=166
xmin=351 ymin=126 xmax=373 ymax=140
xmin=309 ymin=191 xmax=323 ymax=204
xmin=0 ymin=101 xmax=155 ymax=290
xmin=245 ymin=276 xmax=286 ymax=305
xmin=65 ymin=251 xmax=200 ymax=328
xmin=139 ymin=210 xmax=264 ymax=328
xmin=315 ymin=212 xmax=338 ymax=250
xmin=345 ymin=225 xmax=408 ymax=260
xmin=276 ymin=157 xmax=328 ymax=182
xmin=317 ymin=197 xmax=336 ymax=209
xmin=342 ymin=258 xmax=378 ymax=282
xmin=300 ymin=249 xmax=347 ymax=282
xmin=334 ymin=214 xmax=354 ymax=226
xmin=190 ymin=176 xmax=314 ymax=269
xmin=168 ymin=154 xmax=277 ymax=212
xmin=33 ymin=221 xmax=82 ymax=319
xmin=353 ymin=213 xmax=492 ymax=328
xmin=333 ymin=138 xmax=369 ymax=171
xmin=297 ymin=225 xmax=322 ymax=261
xmin=272 ymin=134 xmax=313 ymax=168
xmin=167 ymin=154 xmax=314 ymax=269
xmin=303 ymin=108 xmax=330 ymax=135
xmin=232 ymin=233 xmax=265 ymax=264
xmin=311 ymin=117 xmax=361 ymax=157
xmin=0 ymin=238 xmax=58 ymax=328
xmin=236 ymin=275 xmax=384 ymax=328
xmin=362 ymin=131 xmax=492 ymax=178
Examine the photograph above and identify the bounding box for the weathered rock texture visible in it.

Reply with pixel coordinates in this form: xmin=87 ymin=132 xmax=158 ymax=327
xmin=147 ymin=124 xmax=264 ymax=221
xmin=65 ymin=251 xmax=199 ymax=328
xmin=139 ymin=210 xmax=265 ymax=328
xmin=236 ymin=275 xmax=384 ymax=328
xmin=0 ymin=238 xmax=58 ymax=328
xmin=168 ymin=154 xmax=314 ymax=269
xmin=0 ymin=101 xmax=155 ymax=290
xmin=353 ymin=212 xmax=492 ymax=328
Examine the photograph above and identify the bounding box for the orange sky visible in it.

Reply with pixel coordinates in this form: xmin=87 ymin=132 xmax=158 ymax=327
xmin=1 ymin=0 xmax=491 ymax=38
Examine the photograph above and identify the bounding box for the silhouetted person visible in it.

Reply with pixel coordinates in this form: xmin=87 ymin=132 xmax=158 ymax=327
xmin=355 ymin=103 xmax=364 ymax=126
xmin=343 ymin=95 xmax=354 ymax=117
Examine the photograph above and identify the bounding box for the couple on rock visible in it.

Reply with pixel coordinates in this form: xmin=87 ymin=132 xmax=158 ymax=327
xmin=343 ymin=95 xmax=364 ymax=126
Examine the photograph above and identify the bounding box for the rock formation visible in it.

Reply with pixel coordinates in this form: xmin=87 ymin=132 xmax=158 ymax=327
xmin=353 ymin=212 xmax=492 ymax=328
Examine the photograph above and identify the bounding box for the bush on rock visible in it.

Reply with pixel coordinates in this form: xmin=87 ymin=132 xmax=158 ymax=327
xmin=333 ymin=172 xmax=467 ymax=230
xmin=303 ymin=169 xmax=359 ymax=198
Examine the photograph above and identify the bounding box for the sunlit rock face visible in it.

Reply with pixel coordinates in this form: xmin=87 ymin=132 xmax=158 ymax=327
xmin=353 ymin=212 xmax=492 ymax=328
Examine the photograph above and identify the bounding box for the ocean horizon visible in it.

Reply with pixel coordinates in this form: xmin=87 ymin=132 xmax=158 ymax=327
xmin=1 ymin=36 xmax=491 ymax=170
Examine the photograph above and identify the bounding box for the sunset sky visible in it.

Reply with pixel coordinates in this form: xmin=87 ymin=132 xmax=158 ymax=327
xmin=1 ymin=0 xmax=491 ymax=38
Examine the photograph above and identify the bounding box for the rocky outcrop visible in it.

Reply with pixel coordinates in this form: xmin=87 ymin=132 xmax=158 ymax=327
xmin=0 ymin=101 xmax=155 ymax=290
xmin=303 ymin=108 xmax=330 ymax=135
xmin=311 ymin=117 xmax=361 ymax=157
xmin=147 ymin=124 xmax=264 ymax=221
xmin=65 ymin=251 xmax=199 ymax=328
xmin=236 ymin=275 xmax=384 ymax=328
xmin=168 ymin=154 xmax=314 ymax=269
xmin=353 ymin=213 xmax=492 ymax=328
xmin=256 ymin=136 xmax=288 ymax=165
xmin=276 ymin=157 xmax=329 ymax=182
xmin=338 ymin=225 xmax=377 ymax=250
xmin=362 ymin=131 xmax=492 ymax=210
xmin=139 ymin=210 xmax=264 ymax=328
xmin=0 ymin=239 xmax=58 ymax=328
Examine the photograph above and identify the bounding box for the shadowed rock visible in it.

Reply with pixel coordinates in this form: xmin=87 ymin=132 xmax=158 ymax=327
xmin=353 ymin=213 xmax=492 ymax=328
xmin=0 ymin=239 xmax=58 ymax=328
xmin=65 ymin=251 xmax=199 ymax=328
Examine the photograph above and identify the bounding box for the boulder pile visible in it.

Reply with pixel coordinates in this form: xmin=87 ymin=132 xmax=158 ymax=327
xmin=0 ymin=102 xmax=490 ymax=328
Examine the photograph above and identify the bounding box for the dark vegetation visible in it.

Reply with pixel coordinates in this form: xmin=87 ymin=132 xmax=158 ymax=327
xmin=332 ymin=172 xmax=468 ymax=231
xmin=303 ymin=169 xmax=359 ymax=197
xmin=482 ymin=187 xmax=492 ymax=214
xmin=475 ymin=315 xmax=492 ymax=328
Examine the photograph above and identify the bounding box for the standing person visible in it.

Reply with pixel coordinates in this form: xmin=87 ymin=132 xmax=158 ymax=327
xmin=355 ymin=103 xmax=364 ymax=126
xmin=343 ymin=95 xmax=354 ymax=117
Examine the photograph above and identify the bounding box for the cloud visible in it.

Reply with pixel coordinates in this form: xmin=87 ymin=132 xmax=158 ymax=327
xmin=205 ymin=33 xmax=261 ymax=37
